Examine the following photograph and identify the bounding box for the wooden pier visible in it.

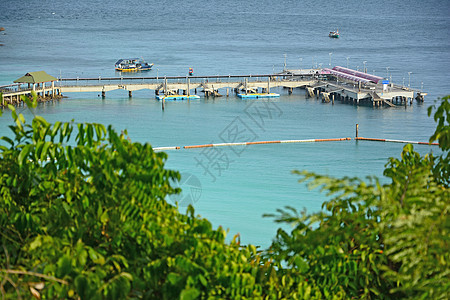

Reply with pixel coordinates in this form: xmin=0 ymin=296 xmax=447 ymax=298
xmin=0 ymin=68 xmax=425 ymax=108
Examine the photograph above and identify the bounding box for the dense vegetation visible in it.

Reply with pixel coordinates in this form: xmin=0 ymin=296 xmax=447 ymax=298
xmin=0 ymin=94 xmax=448 ymax=299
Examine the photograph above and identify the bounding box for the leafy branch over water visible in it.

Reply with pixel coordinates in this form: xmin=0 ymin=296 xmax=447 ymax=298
xmin=0 ymin=95 xmax=448 ymax=299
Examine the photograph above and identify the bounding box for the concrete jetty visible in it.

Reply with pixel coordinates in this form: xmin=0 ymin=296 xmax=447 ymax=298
xmin=0 ymin=68 xmax=425 ymax=107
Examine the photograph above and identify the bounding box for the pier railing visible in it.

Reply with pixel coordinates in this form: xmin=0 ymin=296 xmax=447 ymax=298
xmin=0 ymin=83 xmax=27 ymax=93
xmin=55 ymin=73 xmax=316 ymax=87
xmin=0 ymin=73 xmax=322 ymax=93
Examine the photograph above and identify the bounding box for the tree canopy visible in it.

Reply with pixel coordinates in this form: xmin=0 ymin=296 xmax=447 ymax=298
xmin=0 ymin=94 xmax=448 ymax=299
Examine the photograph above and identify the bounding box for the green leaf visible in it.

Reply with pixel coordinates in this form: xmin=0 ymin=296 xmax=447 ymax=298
xmin=74 ymin=275 xmax=89 ymax=298
xmin=294 ymin=256 xmax=309 ymax=273
xmin=8 ymin=104 xmax=17 ymax=119
xmin=100 ymin=210 xmax=109 ymax=224
xmin=88 ymin=248 xmax=105 ymax=265
xmin=18 ymin=144 xmax=33 ymax=166
xmin=167 ymin=272 xmax=182 ymax=285
xmin=56 ymin=255 xmax=72 ymax=277
xmin=180 ymin=288 xmax=200 ymax=300
xmin=22 ymin=94 xmax=33 ymax=108
xmin=34 ymin=115 xmax=50 ymax=127
xmin=197 ymin=274 xmax=207 ymax=287
xmin=1 ymin=136 xmax=14 ymax=146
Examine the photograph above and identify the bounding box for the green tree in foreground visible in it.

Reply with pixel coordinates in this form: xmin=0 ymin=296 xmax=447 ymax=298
xmin=0 ymin=95 xmax=448 ymax=299
xmin=266 ymin=96 xmax=449 ymax=299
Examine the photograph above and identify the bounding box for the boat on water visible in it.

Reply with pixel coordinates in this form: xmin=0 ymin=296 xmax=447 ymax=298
xmin=115 ymin=58 xmax=154 ymax=72
xmin=237 ymin=93 xmax=280 ymax=99
xmin=156 ymin=94 xmax=200 ymax=101
xmin=329 ymin=29 xmax=339 ymax=38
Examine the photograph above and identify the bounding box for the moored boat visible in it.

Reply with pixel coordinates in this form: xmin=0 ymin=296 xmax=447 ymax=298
xmin=115 ymin=58 xmax=154 ymax=72
xmin=156 ymin=94 xmax=200 ymax=101
xmin=237 ymin=93 xmax=280 ymax=99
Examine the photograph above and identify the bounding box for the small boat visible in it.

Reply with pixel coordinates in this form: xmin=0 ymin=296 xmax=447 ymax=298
xmin=237 ymin=93 xmax=280 ymax=99
xmin=115 ymin=58 xmax=154 ymax=72
xmin=329 ymin=29 xmax=339 ymax=38
xmin=156 ymin=94 xmax=200 ymax=101
xmin=189 ymin=68 xmax=194 ymax=76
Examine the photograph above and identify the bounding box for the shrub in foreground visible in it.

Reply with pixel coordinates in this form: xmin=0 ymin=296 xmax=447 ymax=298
xmin=0 ymin=95 xmax=448 ymax=299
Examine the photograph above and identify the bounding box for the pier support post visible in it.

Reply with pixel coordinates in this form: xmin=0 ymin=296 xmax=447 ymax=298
xmin=129 ymin=91 xmax=132 ymax=98
xmin=187 ymin=78 xmax=190 ymax=96
xmin=102 ymin=91 xmax=105 ymax=99
xmin=226 ymin=88 xmax=229 ymax=97
xmin=164 ymin=77 xmax=168 ymax=96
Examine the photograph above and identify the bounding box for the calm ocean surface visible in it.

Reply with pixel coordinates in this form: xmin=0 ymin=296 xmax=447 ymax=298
xmin=1 ymin=0 xmax=449 ymax=247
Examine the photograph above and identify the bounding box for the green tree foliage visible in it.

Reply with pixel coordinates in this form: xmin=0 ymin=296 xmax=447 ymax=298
xmin=266 ymin=96 xmax=449 ymax=299
xmin=0 ymin=96 xmax=269 ymax=299
xmin=428 ymin=95 xmax=450 ymax=186
xmin=0 ymin=95 xmax=448 ymax=299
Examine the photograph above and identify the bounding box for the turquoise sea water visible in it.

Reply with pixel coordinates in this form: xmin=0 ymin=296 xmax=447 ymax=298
xmin=1 ymin=0 xmax=449 ymax=247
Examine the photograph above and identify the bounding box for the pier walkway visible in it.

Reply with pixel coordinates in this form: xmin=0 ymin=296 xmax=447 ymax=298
xmin=0 ymin=68 xmax=425 ymax=108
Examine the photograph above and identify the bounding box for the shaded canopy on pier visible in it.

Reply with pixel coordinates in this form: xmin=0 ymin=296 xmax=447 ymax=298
xmin=14 ymin=71 xmax=57 ymax=84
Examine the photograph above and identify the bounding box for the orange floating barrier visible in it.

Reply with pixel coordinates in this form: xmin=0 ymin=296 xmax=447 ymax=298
xmin=184 ymin=144 xmax=214 ymax=149
xmin=246 ymin=140 xmax=281 ymax=145
xmin=418 ymin=141 xmax=439 ymax=145
xmin=315 ymin=138 xmax=351 ymax=142
xmin=154 ymin=136 xmax=437 ymax=152
xmin=355 ymin=137 xmax=438 ymax=145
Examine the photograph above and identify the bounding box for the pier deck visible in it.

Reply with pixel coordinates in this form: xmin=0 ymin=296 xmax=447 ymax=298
xmin=0 ymin=69 xmax=425 ymax=107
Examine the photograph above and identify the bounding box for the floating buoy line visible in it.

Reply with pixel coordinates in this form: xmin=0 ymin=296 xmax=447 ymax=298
xmin=152 ymin=136 xmax=438 ymax=151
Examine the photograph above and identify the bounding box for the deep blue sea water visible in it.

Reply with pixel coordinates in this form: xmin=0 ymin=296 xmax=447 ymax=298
xmin=0 ymin=0 xmax=449 ymax=247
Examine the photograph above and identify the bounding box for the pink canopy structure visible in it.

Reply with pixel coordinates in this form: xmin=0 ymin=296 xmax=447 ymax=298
xmin=323 ymin=68 xmax=372 ymax=84
xmin=332 ymin=66 xmax=384 ymax=83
